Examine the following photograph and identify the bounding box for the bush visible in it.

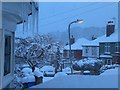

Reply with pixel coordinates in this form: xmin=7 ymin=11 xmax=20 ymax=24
xmin=72 ymin=63 xmax=80 ymax=71
xmin=72 ymin=59 xmax=103 ymax=75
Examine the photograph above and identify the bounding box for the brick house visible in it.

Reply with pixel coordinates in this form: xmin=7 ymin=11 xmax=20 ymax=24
xmin=99 ymin=20 xmax=120 ymax=64
xmin=82 ymin=20 xmax=120 ymax=65
xmin=63 ymin=37 xmax=89 ymax=60
xmin=99 ymin=32 xmax=120 ymax=64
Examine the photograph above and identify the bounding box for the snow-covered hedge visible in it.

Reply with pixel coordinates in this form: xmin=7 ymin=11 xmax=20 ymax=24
xmin=73 ymin=58 xmax=103 ymax=74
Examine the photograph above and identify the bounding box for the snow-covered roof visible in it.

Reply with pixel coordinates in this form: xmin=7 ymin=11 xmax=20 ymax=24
xmin=83 ymin=31 xmax=119 ymax=46
xmin=64 ymin=38 xmax=90 ymax=50
xmin=100 ymin=31 xmax=118 ymax=43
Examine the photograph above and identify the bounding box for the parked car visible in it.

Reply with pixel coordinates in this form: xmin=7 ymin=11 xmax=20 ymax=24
xmin=83 ymin=70 xmax=90 ymax=75
xmin=62 ymin=67 xmax=71 ymax=75
xmin=40 ymin=66 xmax=55 ymax=77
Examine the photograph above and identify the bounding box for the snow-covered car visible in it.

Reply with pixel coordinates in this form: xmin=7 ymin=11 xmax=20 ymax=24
xmin=62 ymin=67 xmax=71 ymax=75
xmin=83 ymin=70 xmax=90 ymax=75
xmin=54 ymin=72 xmax=67 ymax=77
xmin=40 ymin=66 xmax=55 ymax=77
xmin=21 ymin=67 xmax=32 ymax=76
xmin=21 ymin=64 xmax=31 ymax=70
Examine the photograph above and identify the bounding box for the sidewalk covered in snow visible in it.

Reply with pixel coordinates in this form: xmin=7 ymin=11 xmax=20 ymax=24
xmin=31 ymin=68 xmax=118 ymax=88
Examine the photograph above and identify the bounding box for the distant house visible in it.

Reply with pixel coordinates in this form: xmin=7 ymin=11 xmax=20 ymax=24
xmin=99 ymin=20 xmax=120 ymax=65
xmin=99 ymin=32 xmax=120 ymax=65
xmin=82 ymin=20 xmax=120 ymax=65
xmin=63 ymin=37 xmax=89 ymax=60
xmin=82 ymin=42 xmax=99 ymax=58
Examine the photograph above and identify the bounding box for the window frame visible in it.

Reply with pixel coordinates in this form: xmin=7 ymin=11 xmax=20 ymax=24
xmin=92 ymin=47 xmax=97 ymax=56
xmin=3 ymin=31 xmax=14 ymax=76
xmin=115 ymin=43 xmax=120 ymax=53
xmin=105 ymin=43 xmax=110 ymax=54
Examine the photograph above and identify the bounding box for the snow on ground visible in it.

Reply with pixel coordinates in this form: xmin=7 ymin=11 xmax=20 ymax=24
xmin=101 ymin=67 xmax=118 ymax=75
xmin=43 ymin=77 xmax=54 ymax=83
xmin=62 ymin=67 xmax=71 ymax=74
xmin=54 ymin=72 xmax=67 ymax=77
xmin=31 ymin=67 xmax=118 ymax=88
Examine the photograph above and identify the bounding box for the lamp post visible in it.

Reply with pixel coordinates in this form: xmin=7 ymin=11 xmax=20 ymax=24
xmin=68 ymin=19 xmax=84 ymax=74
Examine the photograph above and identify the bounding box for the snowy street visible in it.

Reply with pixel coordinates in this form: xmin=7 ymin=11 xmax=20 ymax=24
xmin=32 ymin=67 xmax=119 ymax=88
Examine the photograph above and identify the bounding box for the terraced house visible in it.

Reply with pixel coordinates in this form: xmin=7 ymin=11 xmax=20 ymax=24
xmin=99 ymin=34 xmax=120 ymax=64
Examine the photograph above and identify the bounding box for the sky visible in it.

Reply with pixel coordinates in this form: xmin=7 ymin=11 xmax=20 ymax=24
xmin=15 ymin=2 xmax=118 ymax=38
xmin=39 ymin=2 xmax=118 ymax=34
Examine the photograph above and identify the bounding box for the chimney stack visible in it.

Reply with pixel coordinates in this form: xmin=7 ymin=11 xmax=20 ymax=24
xmin=70 ymin=35 xmax=75 ymax=45
xmin=106 ymin=20 xmax=115 ymax=37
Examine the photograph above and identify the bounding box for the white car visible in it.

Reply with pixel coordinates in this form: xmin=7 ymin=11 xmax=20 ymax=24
xmin=62 ymin=67 xmax=71 ymax=75
xmin=40 ymin=66 xmax=55 ymax=77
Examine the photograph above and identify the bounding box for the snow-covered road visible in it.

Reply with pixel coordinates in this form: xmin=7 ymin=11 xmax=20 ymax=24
xmin=32 ymin=67 xmax=119 ymax=88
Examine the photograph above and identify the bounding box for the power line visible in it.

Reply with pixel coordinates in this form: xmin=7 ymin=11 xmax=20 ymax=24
xmin=39 ymin=3 xmax=116 ymax=28
xmin=39 ymin=2 xmax=99 ymax=20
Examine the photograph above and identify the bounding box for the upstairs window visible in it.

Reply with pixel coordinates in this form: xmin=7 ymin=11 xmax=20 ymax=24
xmin=92 ymin=47 xmax=97 ymax=56
xmin=85 ymin=47 xmax=89 ymax=53
xmin=105 ymin=43 xmax=110 ymax=54
xmin=115 ymin=43 xmax=120 ymax=53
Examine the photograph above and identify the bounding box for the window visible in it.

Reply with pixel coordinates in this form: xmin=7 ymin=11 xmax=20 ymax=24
xmin=85 ymin=47 xmax=89 ymax=53
xmin=115 ymin=43 xmax=120 ymax=53
xmin=105 ymin=43 xmax=110 ymax=54
xmin=4 ymin=35 xmax=11 ymax=76
xmin=92 ymin=47 xmax=97 ymax=56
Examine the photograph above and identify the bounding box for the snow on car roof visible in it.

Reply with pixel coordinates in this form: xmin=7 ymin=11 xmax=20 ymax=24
xmin=40 ymin=66 xmax=55 ymax=71
xmin=21 ymin=68 xmax=32 ymax=75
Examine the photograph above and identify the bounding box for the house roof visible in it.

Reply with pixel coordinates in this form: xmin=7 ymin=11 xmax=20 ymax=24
xmin=100 ymin=31 xmax=118 ymax=43
xmin=83 ymin=31 xmax=119 ymax=46
xmin=64 ymin=38 xmax=89 ymax=50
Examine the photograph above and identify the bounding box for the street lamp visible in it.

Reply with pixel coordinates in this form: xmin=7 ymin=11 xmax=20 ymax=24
xmin=68 ymin=19 xmax=84 ymax=74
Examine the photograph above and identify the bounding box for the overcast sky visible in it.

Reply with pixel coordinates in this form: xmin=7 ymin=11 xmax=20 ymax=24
xmin=39 ymin=2 xmax=118 ymax=34
xmin=15 ymin=2 xmax=118 ymax=38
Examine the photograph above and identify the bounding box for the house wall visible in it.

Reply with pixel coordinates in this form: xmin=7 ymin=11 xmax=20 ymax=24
xmin=99 ymin=42 xmax=118 ymax=55
xmin=2 ymin=2 xmax=32 ymax=31
xmin=73 ymin=50 xmax=82 ymax=60
xmin=63 ymin=50 xmax=82 ymax=60
xmin=118 ymin=1 xmax=120 ymax=42
xmin=0 ymin=29 xmax=3 ymax=89
xmin=63 ymin=50 xmax=69 ymax=59
xmin=82 ymin=46 xmax=99 ymax=58
xmin=99 ymin=42 xmax=120 ymax=64
xmin=0 ymin=2 xmax=36 ymax=89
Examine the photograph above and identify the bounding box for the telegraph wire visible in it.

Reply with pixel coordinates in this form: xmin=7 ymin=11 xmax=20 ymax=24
xmin=39 ymin=2 xmax=99 ymax=20
xmin=39 ymin=3 xmax=116 ymax=27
